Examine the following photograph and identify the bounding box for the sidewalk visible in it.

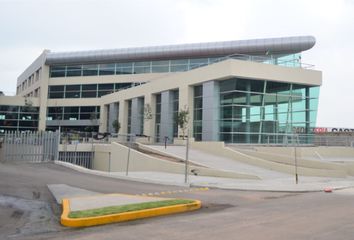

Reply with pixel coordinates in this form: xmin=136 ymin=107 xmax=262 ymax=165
xmin=56 ymin=161 xmax=354 ymax=192
xmin=48 ymin=184 xmax=201 ymax=227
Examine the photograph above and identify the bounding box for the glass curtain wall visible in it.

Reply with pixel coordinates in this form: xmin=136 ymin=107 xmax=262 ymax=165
xmin=0 ymin=105 xmax=39 ymax=133
xmin=219 ymin=78 xmax=319 ymax=144
xmin=172 ymin=90 xmax=179 ymax=138
xmin=127 ymin=100 xmax=132 ymax=134
xmin=155 ymin=94 xmax=161 ymax=142
xmin=49 ymin=54 xmax=303 ymax=78
xmin=46 ymin=106 xmax=100 ymax=121
xmin=48 ymin=83 xmax=135 ymax=99
xmin=193 ymin=85 xmax=203 ymax=141
xmin=139 ymin=97 xmax=145 ymax=136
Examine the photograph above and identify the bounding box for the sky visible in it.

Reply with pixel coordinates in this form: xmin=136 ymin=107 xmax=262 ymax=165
xmin=0 ymin=0 xmax=353 ymax=127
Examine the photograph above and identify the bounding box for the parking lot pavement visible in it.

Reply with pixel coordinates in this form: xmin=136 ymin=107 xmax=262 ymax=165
xmin=2 ymin=162 xmax=354 ymax=240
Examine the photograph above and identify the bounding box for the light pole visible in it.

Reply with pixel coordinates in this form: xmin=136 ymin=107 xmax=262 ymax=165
xmin=294 ymin=134 xmax=299 ymax=184
xmin=184 ymin=128 xmax=190 ymax=185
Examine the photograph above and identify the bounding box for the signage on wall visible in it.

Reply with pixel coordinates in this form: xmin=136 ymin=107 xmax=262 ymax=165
xmin=312 ymin=127 xmax=354 ymax=133
xmin=292 ymin=127 xmax=354 ymax=133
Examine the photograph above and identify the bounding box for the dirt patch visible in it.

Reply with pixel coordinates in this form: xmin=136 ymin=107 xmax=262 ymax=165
xmin=0 ymin=195 xmax=61 ymax=239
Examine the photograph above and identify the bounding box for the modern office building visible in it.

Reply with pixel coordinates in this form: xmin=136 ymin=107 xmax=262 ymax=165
xmin=1 ymin=36 xmax=322 ymax=143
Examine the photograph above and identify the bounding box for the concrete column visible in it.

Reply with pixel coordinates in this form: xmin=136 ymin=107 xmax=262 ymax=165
xmin=160 ymin=91 xmax=174 ymax=143
xmin=99 ymin=104 xmax=108 ymax=132
xmin=143 ymin=94 xmax=155 ymax=141
xmin=107 ymin=102 xmax=119 ymax=133
xmin=38 ymin=65 xmax=50 ymax=130
xmin=202 ymin=81 xmax=220 ymax=141
xmin=118 ymin=100 xmax=129 ymax=134
xmin=130 ymin=97 xmax=144 ymax=135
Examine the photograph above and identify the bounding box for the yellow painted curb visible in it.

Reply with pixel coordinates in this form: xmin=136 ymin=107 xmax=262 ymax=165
xmin=61 ymin=198 xmax=201 ymax=227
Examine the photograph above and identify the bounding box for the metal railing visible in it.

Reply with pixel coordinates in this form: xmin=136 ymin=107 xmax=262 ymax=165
xmin=227 ymin=133 xmax=354 ymax=147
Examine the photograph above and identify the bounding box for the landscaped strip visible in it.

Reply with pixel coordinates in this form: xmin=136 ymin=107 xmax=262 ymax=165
xmin=68 ymin=199 xmax=194 ymax=218
xmin=61 ymin=197 xmax=201 ymax=227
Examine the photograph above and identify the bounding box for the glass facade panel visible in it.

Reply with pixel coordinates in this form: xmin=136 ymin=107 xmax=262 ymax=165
xmin=0 ymin=105 xmax=39 ymax=132
xmin=266 ymin=81 xmax=290 ymax=94
xmin=83 ymin=64 xmax=98 ymax=76
xmin=48 ymin=83 xmax=136 ymax=99
xmin=116 ymin=63 xmax=133 ymax=75
xmin=50 ymin=66 xmax=66 ymax=78
xmin=217 ymin=78 xmax=320 ymax=144
xmin=134 ymin=62 xmax=151 ymax=74
xmin=46 ymin=106 xmax=99 ymax=122
xmin=193 ymin=85 xmax=203 ymax=141
xmin=99 ymin=64 xmax=115 ymax=75
xmin=151 ymin=60 xmax=169 ymax=73
xmin=190 ymin=58 xmax=208 ymax=69
xmin=172 ymin=90 xmax=179 ymax=137
xmin=49 ymin=54 xmax=304 ymax=78
xmin=155 ymin=94 xmax=161 ymax=141
xmin=66 ymin=65 xmax=82 ymax=77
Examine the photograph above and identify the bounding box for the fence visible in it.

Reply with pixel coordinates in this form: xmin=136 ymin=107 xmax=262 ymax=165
xmin=58 ymin=151 xmax=93 ymax=169
xmin=57 ymin=131 xmax=137 ymax=170
xmin=241 ymin=133 xmax=354 ymax=147
xmin=2 ymin=131 xmax=59 ymax=162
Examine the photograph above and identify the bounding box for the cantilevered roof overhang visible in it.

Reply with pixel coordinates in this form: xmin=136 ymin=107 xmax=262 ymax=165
xmin=45 ymin=35 xmax=316 ymax=65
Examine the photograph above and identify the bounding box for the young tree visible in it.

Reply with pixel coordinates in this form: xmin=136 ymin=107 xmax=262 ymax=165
xmin=144 ymin=103 xmax=153 ymax=120
xmin=112 ymin=120 xmax=121 ymax=133
xmin=177 ymin=108 xmax=189 ymax=139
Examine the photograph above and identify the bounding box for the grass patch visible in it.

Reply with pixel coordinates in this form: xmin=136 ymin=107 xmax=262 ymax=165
xmin=68 ymin=199 xmax=194 ymax=218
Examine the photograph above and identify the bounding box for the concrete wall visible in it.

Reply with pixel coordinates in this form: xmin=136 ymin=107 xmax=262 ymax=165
xmin=0 ymin=96 xmax=40 ymax=106
xmin=190 ymin=141 xmax=347 ymax=177
xmin=202 ymin=81 xmax=220 ymax=141
xmin=91 ymin=142 xmax=258 ymax=179
xmin=235 ymin=147 xmax=346 ymax=171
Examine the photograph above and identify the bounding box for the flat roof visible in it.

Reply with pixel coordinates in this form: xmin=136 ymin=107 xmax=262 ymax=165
xmin=45 ymin=36 xmax=316 ymax=65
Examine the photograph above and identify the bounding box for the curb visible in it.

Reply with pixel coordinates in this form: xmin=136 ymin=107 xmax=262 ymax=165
xmin=191 ymin=183 xmax=354 ymax=193
xmin=55 ymin=161 xmax=354 ymax=193
xmin=61 ymin=198 xmax=201 ymax=227
xmin=54 ymin=161 xmax=190 ymax=188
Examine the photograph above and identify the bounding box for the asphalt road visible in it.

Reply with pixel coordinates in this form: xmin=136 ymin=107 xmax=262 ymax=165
xmin=1 ymin=162 xmax=354 ymax=240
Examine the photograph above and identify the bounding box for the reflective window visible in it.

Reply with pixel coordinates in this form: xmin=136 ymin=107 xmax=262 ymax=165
xmin=83 ymin=64 xmax=98 ymax=76
xmin=116 ymin=63 xmax=133 ymax=75
xmin=65 ymin=85 xmax=80 ymax=98
xmin=82 ymin=84 xmax=97 ymax=98
xmin=0 ymin=105 xmax=39 ymax=131
xmin=193 ymin=85 xmax=203 ymax=141
xmin=48 ymin=83 xmax=136 ymax=99
xmin=50 ymin=66 xmax=66 ymax=78
xmin=218 ymin=78 xmax=320 ymax=144
xmin=99 ymin=64 xmax=115 ymax=75
xmin=66 ymin=65 xmax=82 ymax=77
xmin=152 ymin=61 xmax=169 ymax=73
xmin=49 ymin=54 xmax=304 ymax=78
xmin=134 ymin=62 xmax=151 ymax=74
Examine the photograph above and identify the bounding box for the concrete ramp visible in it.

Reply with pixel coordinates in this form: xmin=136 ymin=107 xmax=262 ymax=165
xmin=145 ymin=145 xmax=291 ymax=179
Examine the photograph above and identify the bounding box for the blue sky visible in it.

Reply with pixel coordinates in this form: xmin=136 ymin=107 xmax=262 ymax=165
xmin=0 ymin=0 xmax=353 ymax=127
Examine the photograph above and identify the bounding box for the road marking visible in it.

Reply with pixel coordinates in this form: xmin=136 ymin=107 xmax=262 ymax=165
xmin=136 ymin=187 xmax=209 ymax=197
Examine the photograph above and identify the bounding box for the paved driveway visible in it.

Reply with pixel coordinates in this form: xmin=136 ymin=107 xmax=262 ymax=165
xmin=148 ymin=145 xmax=291 ymax=179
